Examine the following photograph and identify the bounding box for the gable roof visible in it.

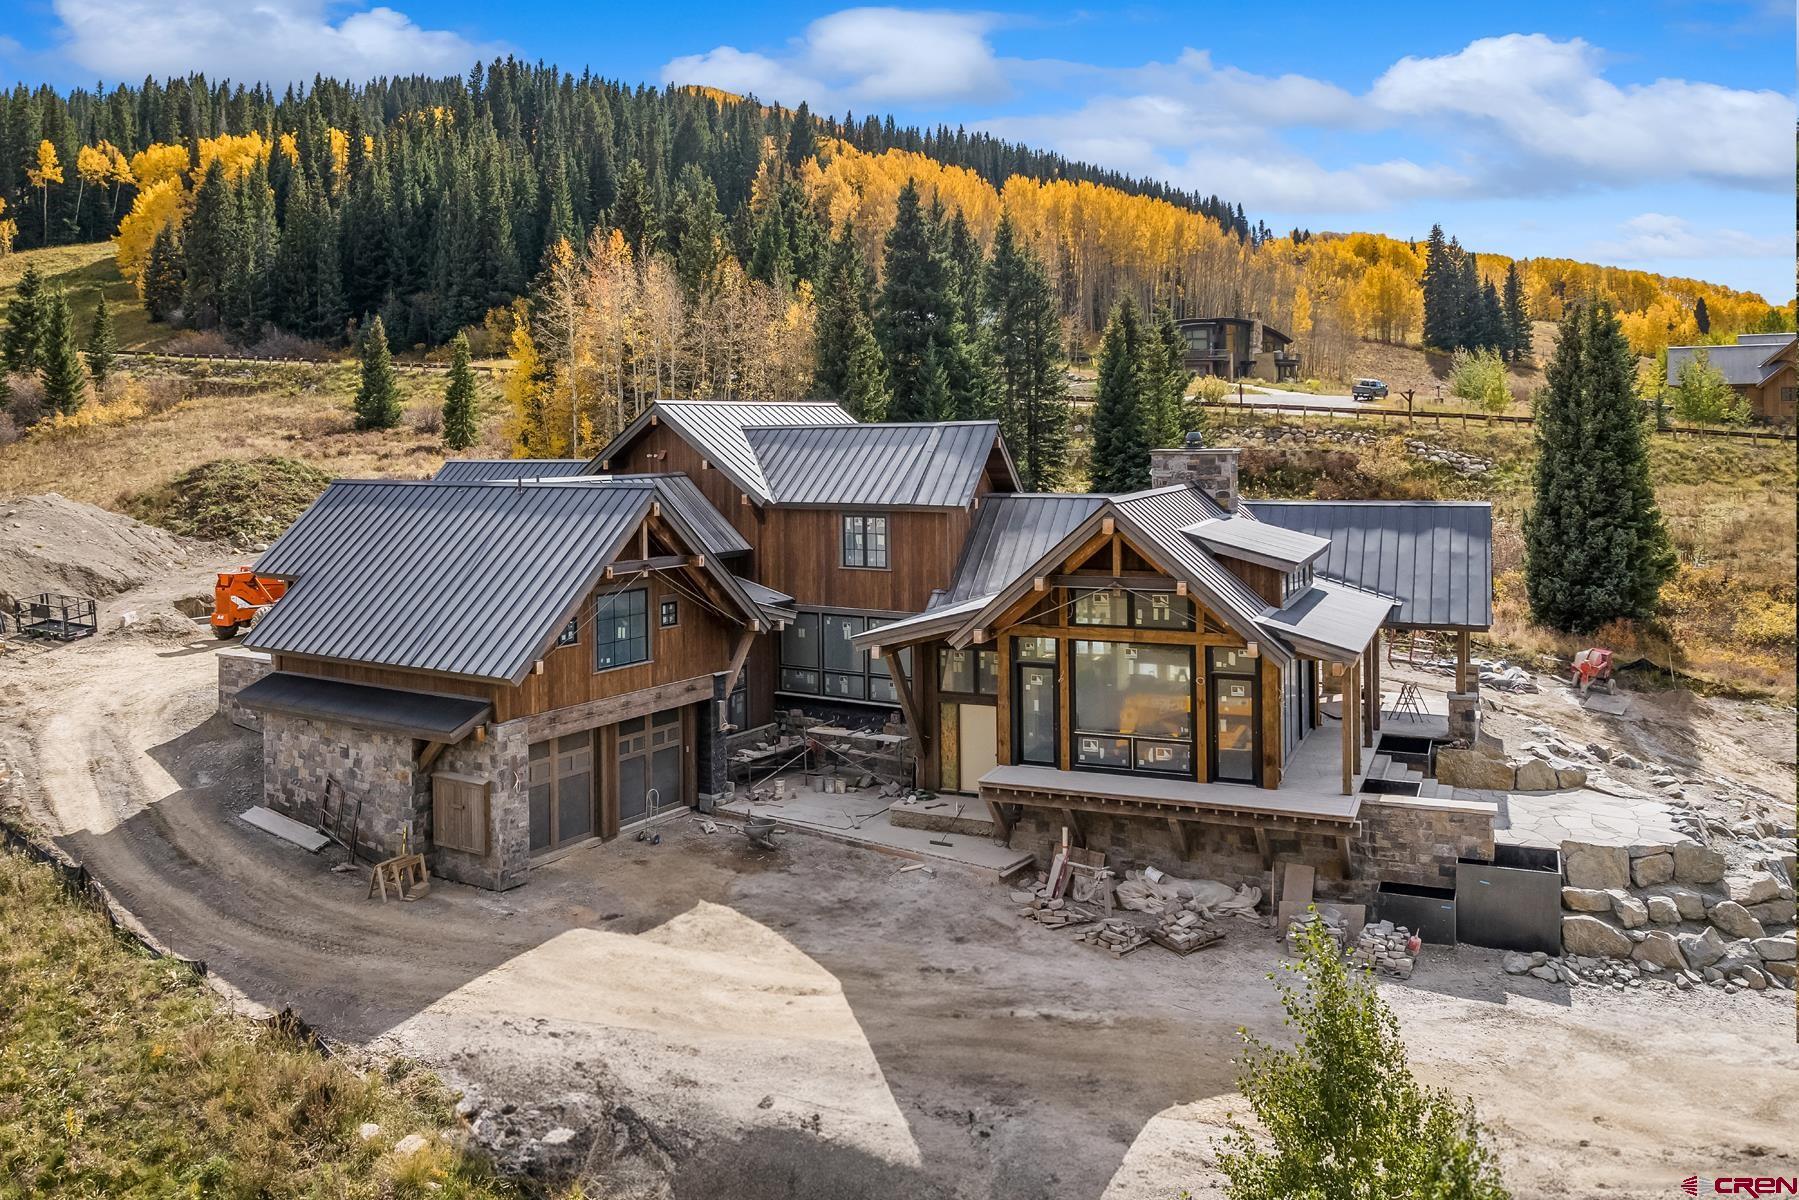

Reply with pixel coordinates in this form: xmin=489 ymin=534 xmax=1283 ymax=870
xmin=433 ymin=458 xmax=587 ymax=482
xmin=246 ymin=477 xmax=759 ymax=684
xmin=942 ymin=493 xmax=1109 ymax=606
xmin=591 ymin=400 xmax=856 ymax=505
xmin=743 ymin=421 xmax=1016 ymax=507
xmin=1665 ymin=338 xmax=1796 ymax=386
xmin=1244 ymin=500 xmax=1492 ymax=629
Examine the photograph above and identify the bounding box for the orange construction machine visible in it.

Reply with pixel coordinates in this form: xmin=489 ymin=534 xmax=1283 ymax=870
xmin=210 ymin=569 xmax=287 ymax=638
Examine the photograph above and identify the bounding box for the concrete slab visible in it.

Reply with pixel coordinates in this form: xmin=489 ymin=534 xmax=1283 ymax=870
xmin=1495 ymin=788 xmax=1693 ymax=851
xmin=716 ymin=780 xmax=1034 ymax=878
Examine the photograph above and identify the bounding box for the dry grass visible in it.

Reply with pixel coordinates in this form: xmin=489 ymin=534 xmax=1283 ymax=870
xmin=0 ymin=242 xmax=174 ymax=353
xmin=0 ymin=846 xmax=544 ymax=1199
xmin=0 ymin=360 xmax=505 ymax=511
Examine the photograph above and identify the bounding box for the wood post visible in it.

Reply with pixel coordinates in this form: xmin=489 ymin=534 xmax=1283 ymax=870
xmin=1340 ymin=662 xmax=1354 ymax=795
xmin=1363 ymin=641 xmax=1375 ymax=749
xmin=1352 ymin=658 xmax=1363 ymax=777
xmin=1456 ymin=629 xmax=1471 ymax=694
xmin=1369 ymin=631 xmax=1382 ymax=731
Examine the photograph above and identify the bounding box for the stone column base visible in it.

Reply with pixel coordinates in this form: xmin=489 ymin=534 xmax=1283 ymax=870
xmin=1447 ymin=691 xmax=1480 ymax=743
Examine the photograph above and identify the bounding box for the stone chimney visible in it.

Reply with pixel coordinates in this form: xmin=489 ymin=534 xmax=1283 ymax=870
xmin=1149 ymin=431 xmax=1239 ymax=512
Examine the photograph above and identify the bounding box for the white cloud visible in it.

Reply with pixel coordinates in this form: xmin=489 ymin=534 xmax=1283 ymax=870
xmin=661 ymin=7 xmax=1005 ymax=109
xmin=51 ymin=0 xmax=498 ymax=85
xmin=1591 ymin=212 xmax=1788 ymax=261
xmin=1367 ymin=34 xmax=1793 ymax=189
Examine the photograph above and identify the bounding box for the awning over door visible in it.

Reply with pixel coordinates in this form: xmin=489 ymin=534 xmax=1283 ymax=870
xmin=236 ymin=672 xmax=492 ymax=741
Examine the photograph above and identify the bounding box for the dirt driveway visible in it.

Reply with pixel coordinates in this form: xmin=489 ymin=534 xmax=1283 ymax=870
xmin=2 ymin=629 xmax=1795 ymax=1199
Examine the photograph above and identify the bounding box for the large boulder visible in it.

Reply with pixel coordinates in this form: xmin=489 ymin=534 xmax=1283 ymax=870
xmin=1514 ymin=757 xmax=1559 ymax=792
xmin=1672 ymin=843 xmax=1725 ymax=885
xmin=1562 ymin=842 xmax=1630 ymax=891
xmin=1753 ymin=936 xmax=1796 ymax=962
xmin=1654 ymin=885 xmax=1707 ymax=921
xmin=1612 ymin=893 xmax=1649 ymax=929
xmin=1630 ymin=852 xmax=1675 ymax=888
xmin=1708 ymin=900 xmax=1766 ymax=941
xmin=1562 ymin=915 xmax=1633 ymax=960
xmin=1631 ymin=930 xmax=1688 ymax=972
xmin=1436 ymin=748 xmax=1516 ymax=791
xmin=1677 ymin=927 xmax=1727 ymax=970
xmin=1747 ymin=898 xmax=1797 ymax=926
xmin=1561 ymin=887 xmax=1612 ymax=913
xmin=1727 ymin=872 xmax=1788 ymax=906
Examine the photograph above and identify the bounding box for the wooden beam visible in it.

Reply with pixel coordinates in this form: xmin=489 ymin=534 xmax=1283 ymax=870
xmin=1253 ymin=825 xmax=1272 ymax=869
xmin=1340 ymin=658 xmax=1354 ymax=796
xmin=1168 ymin=817 xmax=1196 ymax=859
xmin=884 ymin=648 xmax=930 ymax=754
xmin=1363 ymin=644 xmax=1375 ymax=749
xmin=1369 ymin=631 xmax=1382 ymax=731
xmin=987 ymin=798 xmax=1014 ymax=843
xmin=999 ymin=622 xmax=1244 ymax=648
xmin=1063 ymin=808 xmax=1085 ymax=848
xmin=607 ymin=554 xmax=690 ymax=575
xmin=1047 ymin=573 xmax=1181 ymax=592
xmin=721 ymin=627 xmax=756 ymax=716
xmin=1456 ymin=629 xmax=1471 ymax=693
xmin=418 ymin=741 xmax=449 ymax=773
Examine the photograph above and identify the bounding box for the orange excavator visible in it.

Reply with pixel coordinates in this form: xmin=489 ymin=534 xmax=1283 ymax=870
xmin=210 ymin=569 xmax=287 ymax=639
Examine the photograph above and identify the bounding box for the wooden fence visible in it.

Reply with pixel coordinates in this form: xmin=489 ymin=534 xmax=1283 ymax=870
xmin=112 ymin=348 xmax=508 ymax=375
xmin=1195 ymin=398 xmax=1797 ymax=443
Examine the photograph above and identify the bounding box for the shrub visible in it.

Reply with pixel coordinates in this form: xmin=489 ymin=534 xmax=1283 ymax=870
xmin=1449 ymin=347 xmax=1510 ymax=413
xmin=1216 ymin=914 xmax=1511 ymax=1200
xmin=1667 ymin=350 xmax=1749 ymax=426
xmin=1734 ymin=600 xmax=1798 ymax=651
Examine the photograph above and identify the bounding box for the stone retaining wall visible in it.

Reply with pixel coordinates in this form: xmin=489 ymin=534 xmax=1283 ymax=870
xmin=216 ymin=648 xmax=273 ymax=730
xmin=1355 ymin=793 xmax=1498 ymax=890
xmin=263 ymin=710 xmax=420 ymax=861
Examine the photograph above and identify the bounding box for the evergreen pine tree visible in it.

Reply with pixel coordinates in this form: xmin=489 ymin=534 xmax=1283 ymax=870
xmin=1500 ymin=262 xmax=1531 ymax=362
xmin=182 ymin=158 xmax=238 ymax=329
xmin=143 ymin=224 xmax=185 ymax=322
xmin=1420 ymin=224 xmax=1457 ymax=351
xmin=612 ymin=158 xmax=659 ymax=258
xmin=37 ymin=291 xmax=87 ymax=417
xmin=1693 ymin=296 xmax=1710 ymax=336
xmin=1454 ymin=250 xmax=1482 ymax=351
xmin=668 ymin=164 xmax=723 ymax=297
xmin=918 ymin=341 xmax=954 ymax=422
xmin=984 ymin=214 xmax=1068 ymax=489
xmin=1477 ymin=279 xmax=1505 ymax=352
xmin=839 ymin=314 xmax=891 ymax=422
xmin=877 ymin=180 xmax=958 ymax=421
xmin=748 ymin=206 xmax=791 ymax=288
xmin=1524 ymin=299 xmax=1676 ymax=631
xmin=353 ymin=314 xmax=402 ymax=430
xmin=85 ymin=294 xmax=116 ymax=387
xmin=1149 ymin=306 xmax=1190 ymax=446
xmin=1090 ymin=297 xmax=1151 ymax=492
xmin=2 ymin=262 xmax=47 ymax=374
xmin=815 ymin=222 xmax=890 ymax=418
xmin=441 ymin=331 xmax=478 ymax=449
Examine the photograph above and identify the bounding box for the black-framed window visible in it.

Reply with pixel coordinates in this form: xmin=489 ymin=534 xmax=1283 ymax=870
xmin=728 ymin=669 xmax=749 ymax=730
xmin=1012 ymin=638 xmax=1058 ymax=767
xmin=594 ymin=589 xmax=649 ymax=670
xmin=778 ymin=609 xmax=906 ymax=703
xmin=938 ymin=647 xmax=998 ymax=695
xmin=556 ymin=617 xmax=579 ymax=647
xmin=842 ymin=514 xmax=889 ymax=569
xmin=1072 ymin=640 xmax=1194 ymax=776
xmin=1071 ymin=588 xmax=1193 ymax=631
xmin=660 ymin=598 xmax=680 ymax=628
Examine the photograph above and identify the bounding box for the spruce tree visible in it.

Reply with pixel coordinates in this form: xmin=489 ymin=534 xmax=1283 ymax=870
xmin=1090 ymin=297 xmax=1151 ymax=493
xmin=1500 ymin=262 xmax=1530 ymax=362
xmin=1454 ymin=250 xmax=1482 ymax=351
xmin=985 ymin=215 xmax=1069 ymax=490
xmin=37 ymin=292 xmax=87 ymax=417
xmin=181 ymin=158 xmax=237 ymax=329
xmin=1524 ymin=299 xmax=1676 ymax=631
xmin=441 ymin=331 xmax=478 ymax=449
xmin=1477 ymin=279 xmax=1505 ymax=352
xmin=668 ymin=164 xmax=724 ymax=297
xmin=85 ymin=294 xmax=116 ymax=387
xmin=143 ymin=224 xmax=185 ymax=323
xmin=815 ymin=222 xmax=889 ymax=419
xmin=353 ymin=315 xmax=402 ymax=430
xmin=1420 ymin=225 xmax=1457 ymax=351
xmin=839 ymin=314 xmax=891 ymax=422
xmin=1149 ymin=306 xmax=1190 ymax=447
xmin=3 ymin=263 xmax=48 ymax=375
xmin=1693 ymin=296 xmax=1710 ymax=336
xmin=877 ymin=180 xmax=957 ymax=421
xmin=612 ymin=158 xmax=659 ymax=258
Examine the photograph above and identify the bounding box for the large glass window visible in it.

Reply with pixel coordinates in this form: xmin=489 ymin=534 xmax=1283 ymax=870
xmin=1071 ymin=588 xmax=1193 ymax=631
xmin=593 ymin=589 xmax=649 ymax=670
xmin=1072 ymin=640 xmax=1194 ymax=776
xmin=779 ymin=609 xmax=903 ymax=704
xmin=1013 ymin=639 xmax=1058 ymax=767
xmin=1209 ymin=646 xmax=1259 ymax=784
xmin=939 ymin=647 xmax=998 ymax=695
xmin=842 ymin=514 xmax=889 ymax=569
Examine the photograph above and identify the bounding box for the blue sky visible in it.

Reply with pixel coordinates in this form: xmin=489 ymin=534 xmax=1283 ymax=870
xmin=6 ymin=0 xmax=1793 ymax=298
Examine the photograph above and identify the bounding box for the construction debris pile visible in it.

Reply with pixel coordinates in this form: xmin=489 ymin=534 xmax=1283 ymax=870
xmin=1014 ymin=842 xmax=1256 ymax=958
xmin=1150 ymin=907 xmax=1224 ymax=955
xmin=1078 ymin=919 xmax=1150 ymax=956
xmin=1349 ymin=920 xmax=1420 ymax=979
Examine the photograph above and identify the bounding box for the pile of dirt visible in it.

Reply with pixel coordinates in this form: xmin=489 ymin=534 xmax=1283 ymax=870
xmin=126 ymin=456 xmax=331 ymax=547
xmin=0 ymin=494 xmax=212 ymax=609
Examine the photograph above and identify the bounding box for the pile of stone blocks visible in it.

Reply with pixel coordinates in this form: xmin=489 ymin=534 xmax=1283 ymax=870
xmin=1150 ymin=907 xmax=1224 ymax=955
xmin=1079 ymin=918 xmax=1150 ymax=956
xmin=1557 ymin=838 xmax=1795 ymax=993
xmin=1349 ymin=920 xmax=1419 ymax=978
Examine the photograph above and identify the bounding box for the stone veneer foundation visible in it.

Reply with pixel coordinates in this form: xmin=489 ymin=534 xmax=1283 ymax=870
xmin=216 ymin=647 xmax=273 ymax=730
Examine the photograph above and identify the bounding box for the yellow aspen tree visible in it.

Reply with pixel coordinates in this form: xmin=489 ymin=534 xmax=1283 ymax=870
xmin=26 ymin=140 xmax=64 ymax=240
xmin=114 ymin=178 xmax=186 ymax=289
xmin=0 ymin=196 xmax=17 ymax=256
xmin=128 ymin=143 xmax=189 ymax=189
xmin=105 ymin=142 xmax=134 ymax=221
xmin=501 ymin=304 xmax=555 ymax=457
xmin=76 ymin=144 xmax=112 ymax=227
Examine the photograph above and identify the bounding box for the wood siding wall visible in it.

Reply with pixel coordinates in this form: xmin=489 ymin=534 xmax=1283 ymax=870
xmin=1217 ymin=554 xmax=1286 ymax=607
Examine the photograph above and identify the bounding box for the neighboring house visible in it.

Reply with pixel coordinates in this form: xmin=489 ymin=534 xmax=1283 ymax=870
xmin=230 ymin=404 xmax=1494 ymax=900
xmin=1173 ymin=317 xmax=1300 ymax=382
xmin=1665 ymin=332 xmax=1797 ymax=425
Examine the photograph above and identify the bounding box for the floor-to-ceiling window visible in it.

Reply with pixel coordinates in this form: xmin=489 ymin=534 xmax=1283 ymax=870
xmin=1071 ymin=640 xmax=1195 ymax=776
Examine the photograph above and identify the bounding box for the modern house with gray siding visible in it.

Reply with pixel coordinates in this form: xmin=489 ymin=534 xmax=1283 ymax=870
xmin=228 ymin=402 xmax=1494 ymax=898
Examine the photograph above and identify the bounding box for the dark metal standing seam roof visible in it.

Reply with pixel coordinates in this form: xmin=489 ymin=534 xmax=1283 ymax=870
xmin=941 ymin=493 xmax=1108 ymax=605
xmin=432 ymin=459 xmax=588 ymax=482
xmin=246 ymin=480 xmax=661 ymax=682
xmin=590 ymin=401 xmax=857 ymax=504
xmin=1665 ymin=336 xmax=1794 ymax=386
xmin=1112 ymin=487 xmax=1282 ymax=641
xmin=235 ymin=672 xmax=492 ymax=740
xmin=1243 ymin=500 xmax=1493 ymax=629
xmin=742 ymin=421 xmax=1009 ymax=507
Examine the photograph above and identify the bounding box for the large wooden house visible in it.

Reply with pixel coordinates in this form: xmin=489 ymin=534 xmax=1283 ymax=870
xmin=231 ymin=402 xmax=1494 ymax=896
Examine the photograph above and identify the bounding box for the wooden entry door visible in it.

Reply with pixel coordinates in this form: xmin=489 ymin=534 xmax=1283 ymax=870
xmin=616 ymin=708 xmax=685 ymax=828
xmin=528 ymin=732 xmax=595 ymax=854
